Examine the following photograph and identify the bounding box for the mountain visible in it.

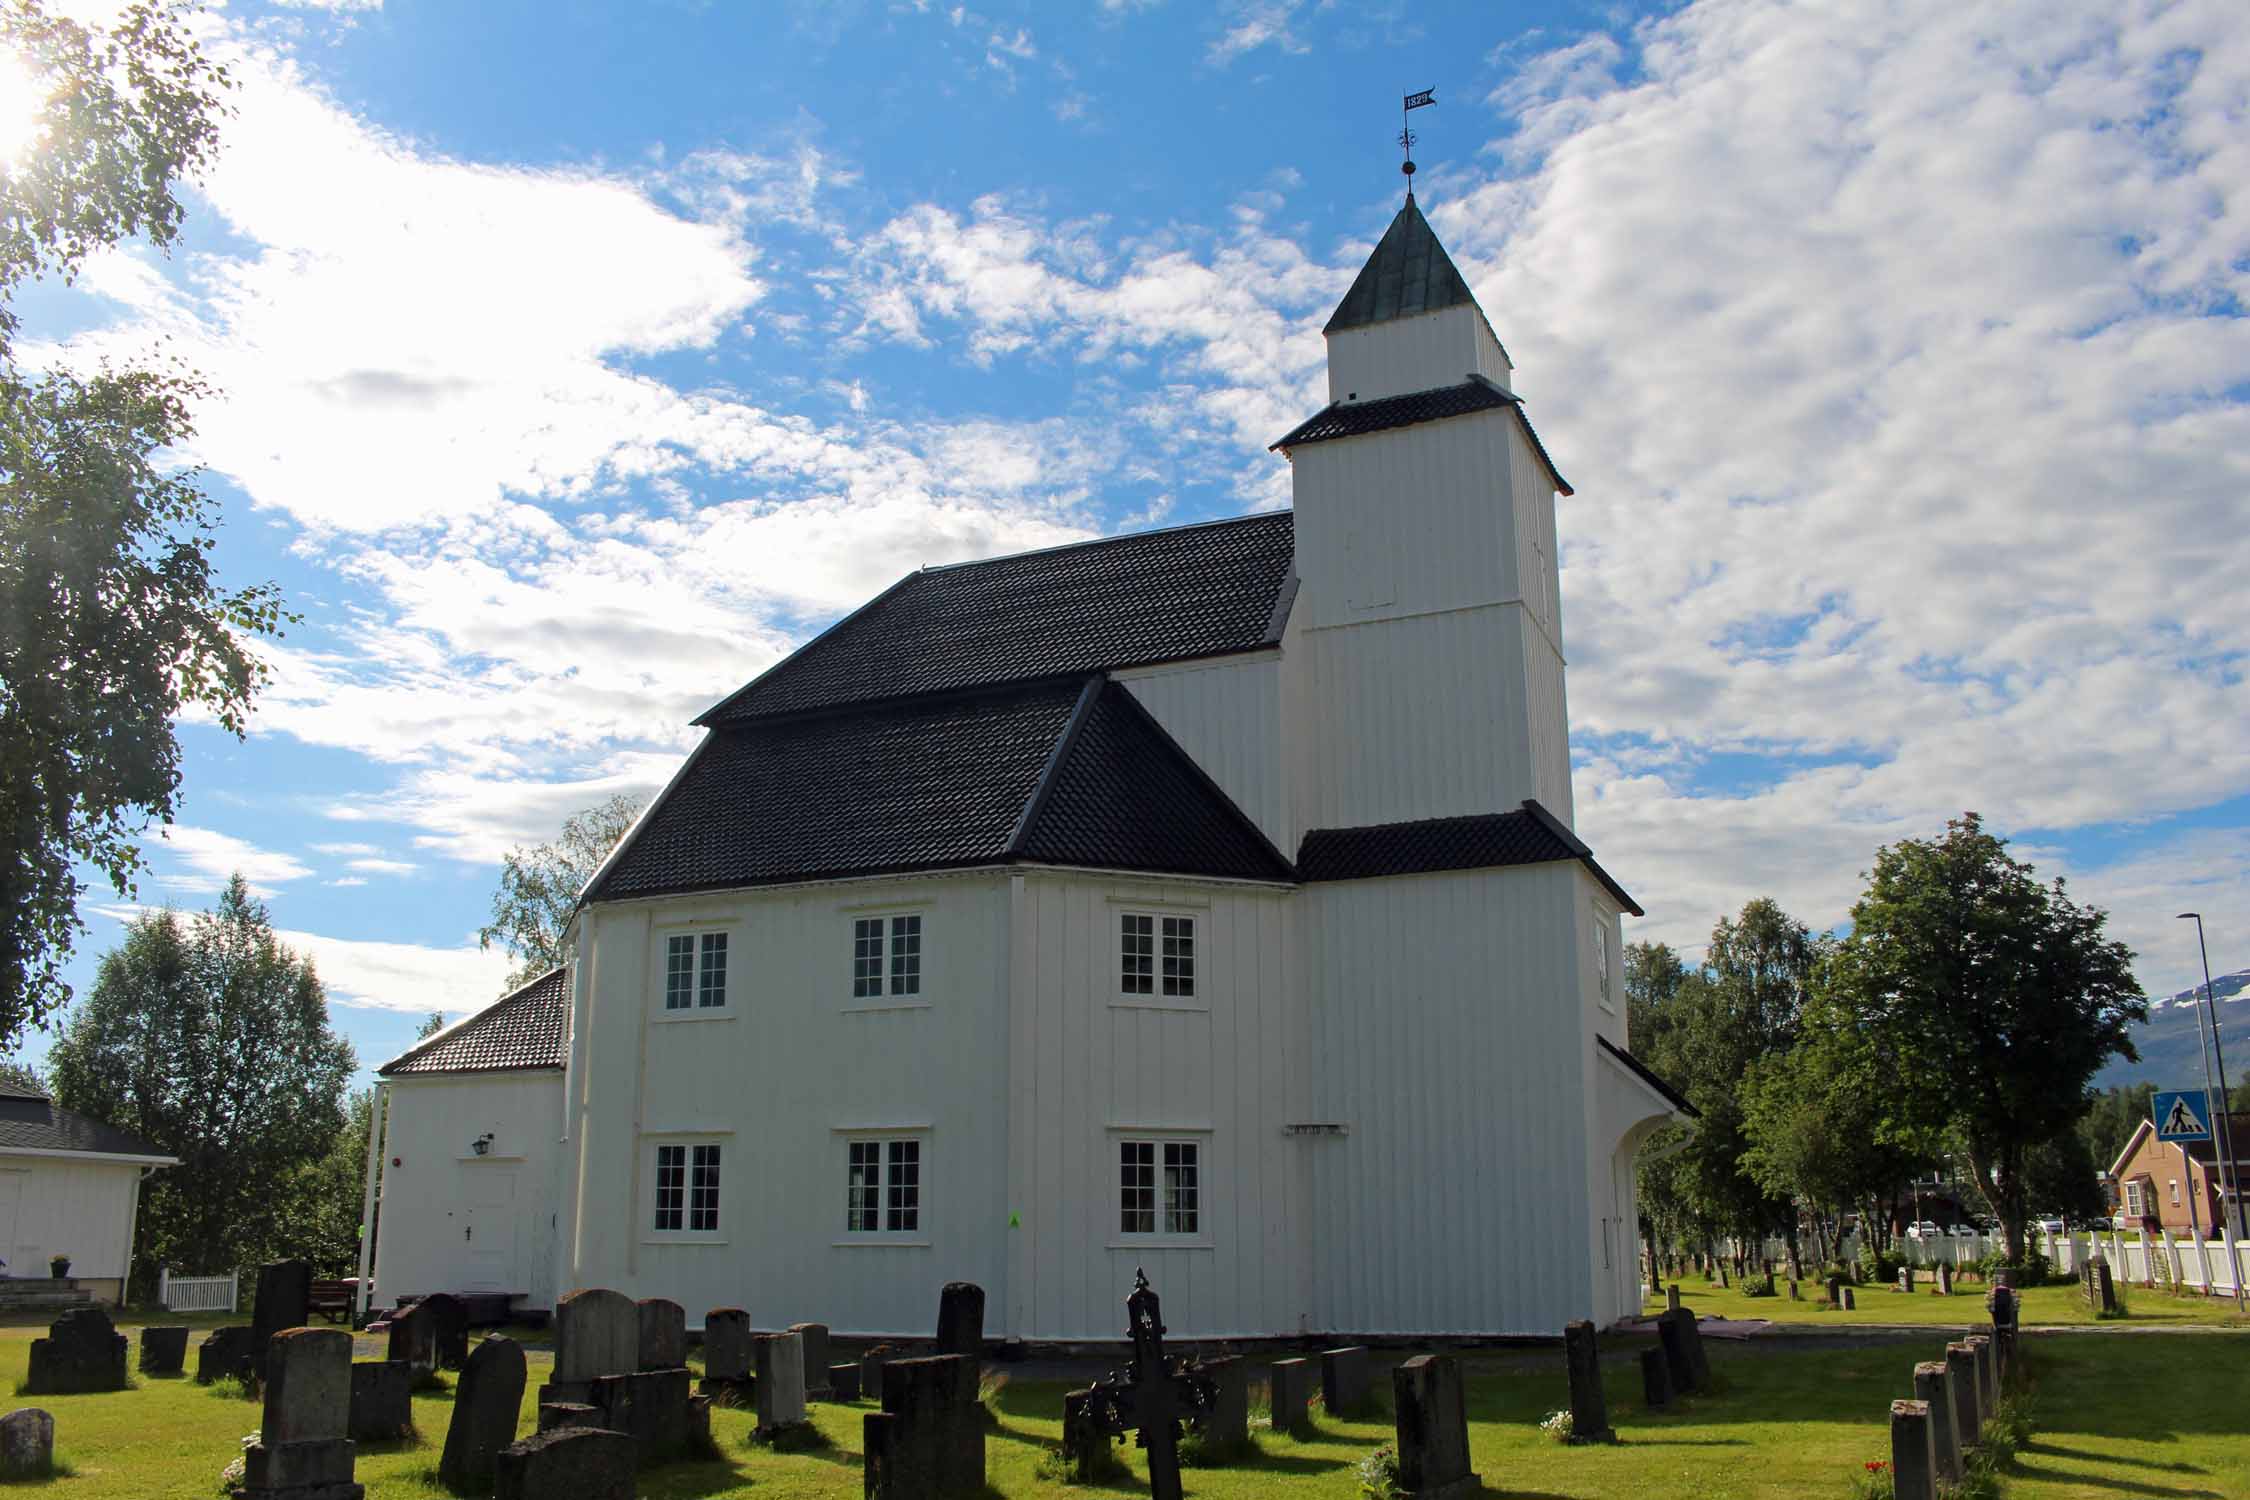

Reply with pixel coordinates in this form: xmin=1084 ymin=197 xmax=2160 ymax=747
xmin=2094 ymin=969 xmax=2250 ymax=1094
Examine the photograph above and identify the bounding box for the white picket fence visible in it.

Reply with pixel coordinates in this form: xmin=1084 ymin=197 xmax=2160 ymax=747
xmin=2045 ymin=1230 xmax=2250 ymax=1296
xmin=158 ymin=1267 xmax=238 ymax=1314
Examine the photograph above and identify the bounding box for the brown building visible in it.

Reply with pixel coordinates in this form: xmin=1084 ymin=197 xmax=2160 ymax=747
xmin=2108 ymin=1111 xmax=2250 ymax=1238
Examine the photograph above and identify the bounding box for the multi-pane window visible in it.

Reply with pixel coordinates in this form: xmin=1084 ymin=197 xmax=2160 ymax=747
xmin=664 ymin=931 xmax=728 ymax=1010
xmin=1119 ymin=1139 xmax=1200 ymax=1236
xmin=851 ymin=915 xmax=923 ymax=1000
xmin=845 ymin=1138 xmax=923 ymax=1234
xmin=2123 ymin=1179 xmax=2147 ymax=1217
xmin=654 ymin=1142 xmax=722 ymax=1233
xmin=1122 ymin=914 xmax=1195 ymax=998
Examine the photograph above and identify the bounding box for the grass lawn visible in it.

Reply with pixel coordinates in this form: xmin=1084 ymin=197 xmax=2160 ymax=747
xmin=0 ymin=1319 xmax=2244 ymax=1497
xmin=1645 ymin=1277 xmax=2250 ymax=1329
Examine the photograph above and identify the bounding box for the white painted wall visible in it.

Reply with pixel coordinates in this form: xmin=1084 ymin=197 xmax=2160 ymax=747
xmin=373 ymin=1071 xmax=562 ymax=1309
xmin=1115 ymin=652 xmax=1289 ymax=853
xmin=0 ymin=1152 xmax=145 ymax=1296
xmin=1326 ymin=305 xmax=1512 ymax=403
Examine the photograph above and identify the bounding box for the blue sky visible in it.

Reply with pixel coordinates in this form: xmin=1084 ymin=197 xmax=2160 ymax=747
xmin=12 ymin=0 xmax=2249 ymax=1084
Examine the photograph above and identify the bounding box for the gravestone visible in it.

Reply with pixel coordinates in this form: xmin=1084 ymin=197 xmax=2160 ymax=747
xmin=1936 ymin=1262 xmax=1954 ymax=1296
xmin=588 ymin=1368 xmax=694 ymax=1466
xmin=688 ymin=1391 xmax=712 ymax=1453
xmin=1061 ymin=1389 xmax=1111 ymax=1482
xmin=538 ymin=1402 xmax=598 ymax=1433
xmin=830 ymin=1363 xmax=862 ymax=1401
xmin=1656 ymin=1311 xmax=1696 ymax=1394
xmin=1665 ymin=1285 xmax=1681 ymax=1314
xmin=140 ymin=1324 xmax=191 ymax=1376
xmin=1562 ymin=1320 xmax=1614 ymax=1442
xmin=1912 ymin=1361 xmax=1959 ymax=1484
xmin=1638 ymin=1346 xmax=1671 ymax=1410
xmin=2083 ymin=1255 xmax=2118 ymax=1315
xmin=1054 ymin=1270 xmax=1217 ymax=1500
xmin=416 ymin=1294 xmax=470 ymax=1370
xmin=493 ymin=1427 xmax=635 ymax=1500
xmin=637 ymin=1300 xmax=685 ymax=1372
xmin=383 ymin=1303 xmax=437 ymax=1382
xmin=199 ymin=1326 xmax=260 ymax=1385
xmin=1321 ymin=1345 xmax=1375 ymax=1417
xmin=1841 ymin=1286 xmax=1857 ymax=1311
xmin=1269 ymin=1358 xmax=1314 ymax=1435
xmin=347 ymin=1362 xmax=412 ymax=1442
xmin=936 ymin=1282 xmax=985 ymax=1358
xmin=544 ymin=1289 xmax=638 ymax=1406
xmin=864 ymin=1354 xmax=984 ymax=1500
xmin=788 ymin=1323 xmax=831 ymax=1395
xmin=236 ymin=1327 xmax=360 ymax=1499
xmin=25 ymin=1306 xmax=128 ymax=1395
xmin=1787 ymin=1279 xmax=1800 ymax=1301
xmin=752 ymin=1332 xmax=810 ymax=1438
xmin=250 ymin=1260 xmax=313 ymax=1354
xmin=1987 ymin=1285 xmax=2019 ymax=1382
xmin=440 ymin=1336 xmax=527 ymax=1490
xmin=1825 ymin=1274 xmax=1845 ymax=1307
xmin=1966 ymin=1335 xmax=1997 ymax=1415
xmin=1943 ymin=1343 xmax=1981 ymax=1447
xmin=1890 ymin=1399 xmax=1937 ymax=1500
xmin=1187 ymin=1355 xmax=1249 ymax=1458
xmin=1899 ymin=1267 xmax=1914 ymax=1294
xmin=859 ymin=1347 xmax=901 ymax=1407
xmin=1393 ymin=1354 xmax=1478 ymax=1498
xmin=703 ymin=1307 xmax=753 ymax=1395
xmin=0 ymin=1409 xmax=53 ymax=1479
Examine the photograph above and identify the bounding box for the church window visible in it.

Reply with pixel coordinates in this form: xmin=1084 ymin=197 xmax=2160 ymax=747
xmin=1119 ymin=1139 xmax=1200 ymax=1235
xmin=1122 ymin=913 xmax=1195 ymax=999
xmin=662 ymin=931 xmax=729 ymax=1011
xmin=1591 ymin=914 xmax=1612 ymax=1013
xmin=852 ymin=914 xmax=924 ymax=1000
xmin=845 ymin=1136 xmax=924 ymax=1236
xmin=652 ymin=1141 xmax=723 ymax=1235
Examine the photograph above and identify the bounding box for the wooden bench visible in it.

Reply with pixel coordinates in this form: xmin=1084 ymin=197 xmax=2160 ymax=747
xmin=308 ymin=1279 xmax=358 ymax=1323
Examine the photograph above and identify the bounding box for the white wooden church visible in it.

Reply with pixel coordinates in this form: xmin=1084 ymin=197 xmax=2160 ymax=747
xmin=367 ymin=192 xmax=1692 ymax=1340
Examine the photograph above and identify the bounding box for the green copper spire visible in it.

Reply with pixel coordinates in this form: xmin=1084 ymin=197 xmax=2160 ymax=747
xmin=1323 ymin=196 xmax=1480 ymax=335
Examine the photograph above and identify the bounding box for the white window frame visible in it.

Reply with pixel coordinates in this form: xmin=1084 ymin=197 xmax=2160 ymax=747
xmin=847 ymin=911 xmax=927 ymax=1009
xmin=1116 ymin=910 xmax=1202 ymax=1010
xmin=1591 ymin=907 xmax=1614 ymax=1014
xmin=1108 ymin=1131 xmax=1211 ymax=1248
xmin=838 ymin=1132 xmax=929 ymax=1245
xmin=2123 ymin=1178 xmax=2148 ymax=1217
xmin=646 ymin=1137 xmax=726 ymax=1242
xmin=655 ymin=926 xmax=734 ymax=1019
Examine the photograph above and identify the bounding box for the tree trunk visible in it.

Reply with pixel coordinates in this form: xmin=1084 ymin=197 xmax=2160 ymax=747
xmin=1785 ymin=1223 xmax=1803 ymax=1280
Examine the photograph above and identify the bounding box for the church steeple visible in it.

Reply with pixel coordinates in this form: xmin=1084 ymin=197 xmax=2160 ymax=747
xmin=1323 ymin=196 xmax=1479 ymax=334
xmin=1320 ymin=196 xmax=1514 ymax=405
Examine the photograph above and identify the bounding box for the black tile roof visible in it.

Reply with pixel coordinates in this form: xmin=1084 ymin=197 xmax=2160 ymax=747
xmin=1296 ymin=801 xmax=1642 ymax=914
xmin=1271 ymin=377 xmax=1573 ymax=494
xmin=378 ymin=967 xmax=570 ymax=1077
xmin=1325 ymin=197 xmax=1480 ymax=335
xmin=699 ymin=513 xmax=1296 ymax=725
xmin=595 ymin=676 xmax=1293 ymax=903
xmin=0 ymin=1097 xmax=171 ymax=1159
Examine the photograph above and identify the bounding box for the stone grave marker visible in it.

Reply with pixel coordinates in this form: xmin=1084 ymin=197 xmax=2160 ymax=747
xmin=1988 ymin=1285 xmax=2019 ymax=1381
xmin=788 ymin=1322 xmax=831 ymax=1395
xmin=2083 ymin=1255 xmax=2118 ymax=1315
xmin=1787 ymin=1279 xmax=1800 ymax=1300
xmin=865 ymin=1354 xmax=984 ymax=1500
xmin=237 ymin=1326 xmax=360 ymax=1499
xmin=1638 ymin=1346 xmax=1671 ymax=1410
xmin=140 ymin=1324 xmax=190 ymax=1376
xmin=198 ymin=1326 xmax=259 ymax=1385
xmin=702 ymin=1307 xmax=752 ymax=1396
xmin=1899 ymin=1266 xmax=1914 ymax=1294
xmin=417 ymin=1294 xmax=470 ymax=1370
xmin=1665 ymin=1285 xmax=1681 ymax=1314
xmin=1966 ymin=1335 xmax=1997 ymax=1414
xmin=1187 ymin=1355 xmax=1249 ymax=1458
xmin=1890 ymin=1399 xmax=1937 ymax=1500
xmin=1269 ymin=1358 xmax=1313 ymax=1435
xmin=1050 ymin=1271 xmax=1215 ymax=1499
xmin=859 ymin=1347 xmax=901 ymax=1407
xmin=383 ymin=1302 xmax=437 ymax=1383
xmin=26 ymin=1306 xmax=128 ymax=1395
xmin=0 ymin=1409 xmax=53 ymax=1479
xmin=1393 ymin=1354 xmax=1478 ymax=1499
xmin=637 ymin=1299 xmax=686 ymax=1372
xmin=250 ymin=1260 xmax=313 ymax=1354
xmin=537 ymin=1402 xmax=598 ymax=1434
xmin=1825 ymin=1274 xmax=1845 ymax=1307
xmin=347 ymin=1362 xmax=412 ymax=1443
xmin=1841 ymin=1286 xmax=1857 ymax=1311
xmin=589 ymin=1367 xmax=694 ymax=1466
xmin=1656 ymin=1312 xmax=1695 ymax=1394
xmin=936 ymin=1282 xmax=985 ymax=1357
xmin=830 ymin=1363 xmax=862 ymax=1401
xmin=1321 ymin=1346 xmax=1375 ymax=1417
xmin=440 ymin=1336 xmax=527 ymax=1491
xmin=1943 ymin=1343 xmax=1981 ymax=1447
xmin=753 ymin=1331 xmax=810 ymax=1439
xmin=1936 ymin=1262 xmax=1954 ymax=1296
xmin=493 ymin=1427 xmax=635 ymax=1500
xmin=544 ymin=1289 xmax=638 ymax=1406
xmin=1912 ymin=1361 xmax=1959 ymax=1484
xmin=1562 ymin=1320 xmax=1615 ymax=1442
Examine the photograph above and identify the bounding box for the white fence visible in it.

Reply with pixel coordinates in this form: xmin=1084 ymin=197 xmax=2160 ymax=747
xmin=2046 ymin=1230 xmax=2250 ymax=1296
xmin=158 ymin=1267 xmax=238 ymax=1314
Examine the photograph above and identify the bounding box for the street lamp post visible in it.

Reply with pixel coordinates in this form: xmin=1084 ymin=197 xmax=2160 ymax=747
xmin=2179 ymin=912 xmax=2245 ymax=1311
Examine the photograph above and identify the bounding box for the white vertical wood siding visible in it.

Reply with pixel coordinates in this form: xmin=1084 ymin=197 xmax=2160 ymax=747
xmin=0 ymin=1155 xmax=143 ymax=1289
xmin=562 ymin=875 xmax=1012 ymax=1337
xmin=1325 ymin=305 xmax=1512 ymax=403
xmin=1114 ymin=653 xmax=1289 ymax=853
xmin=1300 ymin=864 xmax=1593 ymax=1334
xmin=1006 ymin=872 xmax=1298 ymax=1340
xmin=374 ymin=1072 xmax=563 ymax=1308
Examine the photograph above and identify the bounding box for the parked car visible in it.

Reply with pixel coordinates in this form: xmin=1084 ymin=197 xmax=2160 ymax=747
xmin=1951 ymin=1223 xmax=1981 ymax=1238
xmin=1906 ymin=1221 xmax=1941 ymax=1239
xmin=2034 ymin=1217 xmax=2066 ymax=1236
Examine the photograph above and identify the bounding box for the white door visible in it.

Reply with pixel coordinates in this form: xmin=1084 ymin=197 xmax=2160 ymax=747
xmin=459 ymin=1169 xmax=519 ymax=1293
xmin=0 ymin=1171 xmax=22 ymax=1271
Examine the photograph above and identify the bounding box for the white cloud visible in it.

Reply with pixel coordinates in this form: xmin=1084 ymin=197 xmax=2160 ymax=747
xmin=311 ymin=842 xmax=380 ymax=856
xmin=277 ymin=927 xmax=515 ymax=1018
xmin=1207 ymin=1 xmax=1306 ymax=65
xmin=149 ymin=826 xmax=314 ymax=897
xmin=344 ymin=857 xmax=418 ymax=876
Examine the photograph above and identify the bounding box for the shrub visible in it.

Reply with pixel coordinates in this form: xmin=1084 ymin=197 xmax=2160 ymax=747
xmin=1859 ymin=1245 xmax=1906 ymax=1284
xmin=1537 ymin=1409 xmax=1575 ymax=1443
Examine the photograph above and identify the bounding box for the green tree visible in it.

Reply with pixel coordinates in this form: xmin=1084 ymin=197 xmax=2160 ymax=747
xmin=477 ymin=793 xmax=644 ymax=990
xmin=283 ymin=1088 xmax=374 ymax=1278
xmin=1823 ymin=813 xmax=2145 ymax=1262
xmin=47 ymin=876 xmax=355 ymax=1294
xmin=2077 ymin=1082 xmax=2157 ymax=1174
xmin=415 ymin=1011 xmax=446 ymax=1041
xmin=0 ymin=1 xmax=287 ymax=1043
xmin=2022 ymin=1128 xmax=2106 ymax=1228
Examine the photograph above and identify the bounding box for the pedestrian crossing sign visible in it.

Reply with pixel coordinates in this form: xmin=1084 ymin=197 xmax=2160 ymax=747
xmin=2154 ymin=1089 xmax=2215 ymax=1143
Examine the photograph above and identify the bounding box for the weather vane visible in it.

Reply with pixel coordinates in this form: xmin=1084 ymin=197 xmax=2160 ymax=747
xmin=1401 ymin=87 xmax=1435 ymax=198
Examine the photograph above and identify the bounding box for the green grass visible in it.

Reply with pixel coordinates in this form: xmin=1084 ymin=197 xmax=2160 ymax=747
xmin=0 ymin=1317 xmax=2244 ymax=1496
xmin=1647 ymin=1277 xmax=2250 ymax=1328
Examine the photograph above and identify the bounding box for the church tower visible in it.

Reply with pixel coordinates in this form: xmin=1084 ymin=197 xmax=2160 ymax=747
xmin=1276 ymin=195 xmax=1576 ymax=833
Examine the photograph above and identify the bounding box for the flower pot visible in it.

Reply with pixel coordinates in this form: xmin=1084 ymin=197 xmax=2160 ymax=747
xmin=48 ymin=1257 xmax=70 ymax=1280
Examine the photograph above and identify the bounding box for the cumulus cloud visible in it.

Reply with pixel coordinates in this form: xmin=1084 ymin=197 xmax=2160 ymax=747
xmin=149 ymin=826 xmax=314 ymax=897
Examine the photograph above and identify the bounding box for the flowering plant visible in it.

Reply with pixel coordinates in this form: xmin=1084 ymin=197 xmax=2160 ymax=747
xmin=1538 ymin=1409 xmax=1576 ymax=1442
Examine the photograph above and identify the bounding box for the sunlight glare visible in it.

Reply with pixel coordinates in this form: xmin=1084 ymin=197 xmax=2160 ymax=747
xmin=0 ymin=50 xmax=47 ymax=171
